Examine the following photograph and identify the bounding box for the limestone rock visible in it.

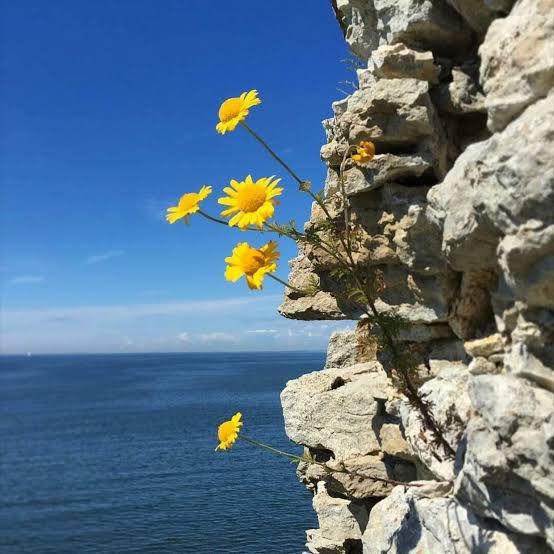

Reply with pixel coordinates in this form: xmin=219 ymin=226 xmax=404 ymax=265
xmin=431 ymin=66 xmax=486 ymax=115
xmin=325 ymin=329 xmax=358 ymax=368
xmin=378 ymin=423 xmax=416 ymax=461
xmin=445 ymin=0 xmax=515 ymax=36
xmin=306 ymin=482 xmax=368 ymax=554
xmin=400 ymin=364 xmax=471 ymax=480
xmin=369 ymin=43 xmax=439 ymax=83
xmin=480 ymin=0 xmax=554 ymax=131
xmin=299 ymin=453 xmax=415 ymax=500
xmin=427 ymin=94 xmax=554 ymax=296
xmin=281 ymin=363 xmax=389 ymax=459
xmin=334 ymin=0 xmax=472 ymax=60
xmin=464 ymin=333 xmax=504 ymax=358
xmin=341 ymin=155 xmax=432 ymax=195
xmin=455 ymin=375 xmax=554 ymax=548
xmin=362 ymin=485 xmax=546 ymax=553
xmin=468 ymin=356 xmax=501 ymax=375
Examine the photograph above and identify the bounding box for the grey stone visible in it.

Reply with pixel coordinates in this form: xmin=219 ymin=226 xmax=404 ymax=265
xmin=480 ymin=0 xmax=554 ymax=131
xmin=325 ymin=329 xmax=358 ymax=369
xmin=464 ymin=333 xmax=504 ymax=358
xmin=446 ymin=0 xmax=515 ymax=35
xmin=335 ymin=0 xmax=472 ymax=60
xmin=281 ymin=362 xmax=389 ymax=459
xmin=363 ymin=485 xmax=546 ymax=553
xmin=369 ymin=43 xmax=439 ymax=83
xmin=306 ymin=482 xmax=368 ymax=554
xmin=431 ymin=66 xmax=486 ymax=115
xmin=400 ymin=364 xmax=471 ymax=480
xmin=427 ymin=94 xmax=554 ymax=284
xmin=455 ymin=375 xmax=554 ymax=548
xmin=468 ymin=356 xmax=501 ymax=375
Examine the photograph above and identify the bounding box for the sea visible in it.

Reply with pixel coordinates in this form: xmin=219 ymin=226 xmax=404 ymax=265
xmin=0 ymin=352 xmax=324 ymax=553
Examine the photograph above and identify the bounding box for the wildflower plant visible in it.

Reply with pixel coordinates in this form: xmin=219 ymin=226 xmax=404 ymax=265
xmin=166 ymin=89 xmax=456 ymax=481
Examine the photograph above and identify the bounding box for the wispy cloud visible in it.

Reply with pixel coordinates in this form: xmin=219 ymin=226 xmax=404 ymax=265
xmin=3 ymin=295 xmax=282 ymax=328
xmin=9 ymin=275 xmax=45 ymax=285
xmin=246 ymin=329 xmax=278 ymax=334
xmin=84 ymin=250 xmax=125 ymax=265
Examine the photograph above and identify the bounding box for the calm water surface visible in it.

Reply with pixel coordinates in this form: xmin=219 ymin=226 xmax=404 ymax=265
xmin=0 ymin=352 xmax=323 ymax=553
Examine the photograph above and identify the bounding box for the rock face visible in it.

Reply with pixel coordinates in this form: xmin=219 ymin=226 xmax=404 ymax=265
xmin=280 ymin=1 xmax=554 ymax=552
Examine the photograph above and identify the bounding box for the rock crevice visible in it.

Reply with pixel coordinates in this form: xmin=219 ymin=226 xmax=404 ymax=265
xmin=280 ymin=1 xmax=554 ymax=552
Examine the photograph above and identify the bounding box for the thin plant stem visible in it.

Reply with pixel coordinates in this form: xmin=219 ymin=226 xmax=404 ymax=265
xmin=237 ymin=124 xmax=456 ymax=459
xmin=240 ymin=122 xmax=305 ymax=186
xmin=239 ymin=435 xmax=421 ymax=487
xmin=198 ymin=210 xmax=230 ymax=227
xmin=267 ymin=273 xmax=305 ymax=295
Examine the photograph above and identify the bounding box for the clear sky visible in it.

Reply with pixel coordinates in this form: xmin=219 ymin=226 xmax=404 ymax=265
xmin=0 ymin=0 xmax=356 ymax=354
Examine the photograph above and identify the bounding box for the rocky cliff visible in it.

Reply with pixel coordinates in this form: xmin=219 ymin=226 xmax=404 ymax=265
xmin=279 ymin=1 xmax=554 ymax=552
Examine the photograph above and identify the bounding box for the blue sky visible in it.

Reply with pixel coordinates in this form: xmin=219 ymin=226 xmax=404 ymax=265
xmin=0 ymin=0 xmax=356 ymax=353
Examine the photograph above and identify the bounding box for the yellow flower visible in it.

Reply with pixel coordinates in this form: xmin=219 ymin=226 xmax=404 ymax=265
xmin=218 ymin=175 xmax=283 ymax=229
xmin=216 ymin=90 xmax=261 ymax=134
xmin=165 ymin=186 xmax=212 ymax=224
xmin=351 ymin=141 xmax=376 ymax=164
xmin=215 ymin=412 xmax=243 ymax=451
xmin=225 ymin=241 xmax=280 ymax=290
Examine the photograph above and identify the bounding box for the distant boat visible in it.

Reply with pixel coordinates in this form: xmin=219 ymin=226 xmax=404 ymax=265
xmin=26 ymin=352 xmax=32 ymax=357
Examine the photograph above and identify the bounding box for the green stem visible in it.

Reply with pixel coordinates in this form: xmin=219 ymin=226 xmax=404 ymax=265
xmin=239 ymin=435 xmax=421 ymax=487
xmin=267 ymin=273 xmax=305 ymax=295
xmin=240 ymin=122 xmax=305 ymax=187
xmin=198 ymin=210 xmax=230 ymax=226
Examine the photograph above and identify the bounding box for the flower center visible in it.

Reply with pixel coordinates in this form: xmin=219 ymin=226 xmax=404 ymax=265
xmin=240 ymin=248 xmax=265 ymax=275
xmin=218 ymin=421 xmax=235 ymax=442
xmin=179 ymin=193 xmax=199 ymax=211
xmin=236 ymin=183 xmax=267 ymax=213
xmin=219 ymin=98 xmax=243 ymax=122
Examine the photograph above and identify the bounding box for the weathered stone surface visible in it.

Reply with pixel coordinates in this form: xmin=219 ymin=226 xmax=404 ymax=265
xmin=468 ymin=355 xmax=501 ymax=375
xmin=334 ymin=0 xmax=472 ymax=60
xmin=306 ymin=482 xmax=368 ymax=554
xmin=325 ymin=328 xmax=358 ymax=368
xmin=299 ymin=453 xmax=415 ymax=500
xmin=346 ymin=78 xmax=439 ymax=147
xmin=427 ymin=94 xmax=554 ymax=296
xmin=281 ymin=363 xmax=389 ymax=459
xmin=400 ymin=364 xmax=471 ymax=480
xmin=379 ymin=423 xmax=416 ymax=461
xmin=455 ymin=375 xmax=554 ymax=548
xmin=446 ymin=0 xmax=515 ymax=35
xmin=369 ymin=43 xmax=439 ymax=83
xmin=447 ymin=270 xmax=497 ymax=339
xmin=282 ymin=0 xmax=554 ymax=549
xmin=342 ymin=155 xmax=432 ymax=195
xmin=480 ymin=0 xmax=554 ymax=132
xmin=363 ymin=485 xmax=546 ymax=553
xmin=464 ymin=333 xmax=504 ymax=358
xmin=431 ymin=66 xmax=486 ymax=115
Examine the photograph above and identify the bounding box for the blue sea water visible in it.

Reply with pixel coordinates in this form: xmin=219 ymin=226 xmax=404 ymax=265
xmin=0 ymin=352 xmax=323 ymax=553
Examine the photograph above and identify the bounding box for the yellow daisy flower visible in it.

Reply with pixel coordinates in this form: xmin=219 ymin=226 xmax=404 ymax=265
xmin=225 ymin=241 xmax=280 ymax=290
xmin=165 ymin=186 xmax=212 ymax=224
xmin=215 ymin=412 xmax=243 ymax=451
xmin=351 ymin=141 xmax=376 ymax=164
xmin=216 ymin=90 xmax=261 ymax=134
xmin=218 ymin=175 xmax=283 ymax=229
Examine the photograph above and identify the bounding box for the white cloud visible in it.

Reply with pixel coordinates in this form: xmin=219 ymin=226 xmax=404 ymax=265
xmin=246 ymin=329 xmax=278 ymax=334
xmin=2 ymin=295 xmax=281 ymax=329
xmin=9 ymin=275 xmax=44 ymax=285
xmin=199 ymin=331 xmax=239 ymax=344
xmin=178 ymin=332 xmax=190 ymax=343
xmin=84 ymin=250 xmax=125 ymax=265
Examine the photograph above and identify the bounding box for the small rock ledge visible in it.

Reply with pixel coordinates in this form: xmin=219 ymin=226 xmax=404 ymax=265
xmin=280 ymin=1 xmax=554 ymax=552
